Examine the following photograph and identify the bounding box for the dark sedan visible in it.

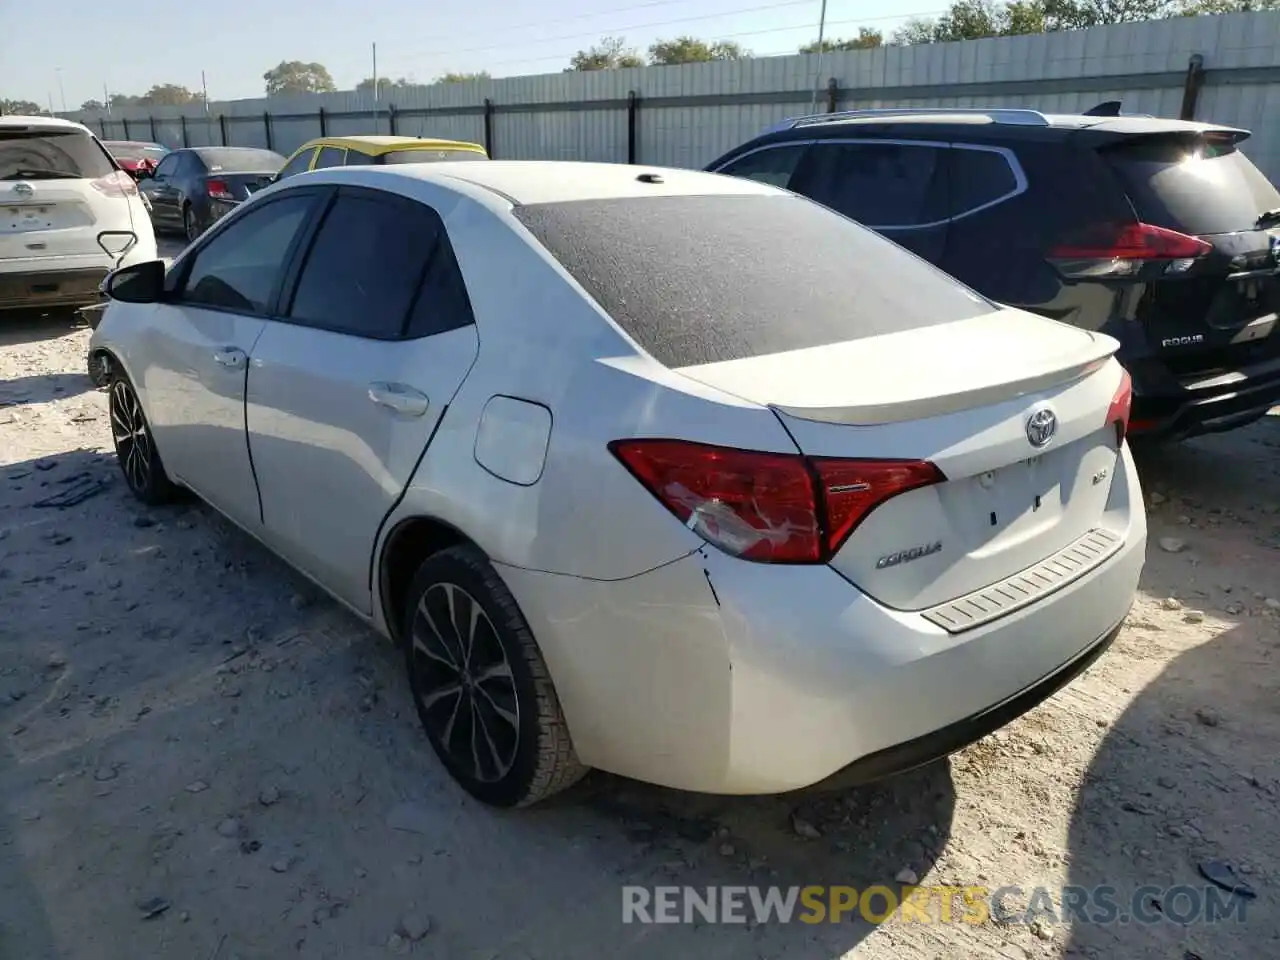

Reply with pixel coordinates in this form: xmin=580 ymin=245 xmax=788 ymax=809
xmin=139 ymin=146 xmax=284 ymax=241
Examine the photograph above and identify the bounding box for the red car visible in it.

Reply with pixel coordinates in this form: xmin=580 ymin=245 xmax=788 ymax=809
xmin=103 ymin=140 xmax=169 ymax=179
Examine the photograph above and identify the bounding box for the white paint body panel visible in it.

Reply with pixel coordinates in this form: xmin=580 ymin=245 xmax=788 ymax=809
xmin=91 ymin=161 xmax=1146 ymax=795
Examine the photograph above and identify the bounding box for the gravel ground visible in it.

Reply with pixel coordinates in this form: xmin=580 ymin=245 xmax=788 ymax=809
xmin=1 ymin=300 xmax=1278 ymax=960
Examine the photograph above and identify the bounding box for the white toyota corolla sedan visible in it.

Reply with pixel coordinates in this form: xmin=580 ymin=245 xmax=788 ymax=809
xmin=90 ymin=160 xmax=1146 ymax=807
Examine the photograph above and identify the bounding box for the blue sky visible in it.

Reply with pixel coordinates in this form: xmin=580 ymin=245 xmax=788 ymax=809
xmin=1 ymin=0 xmax=941 ymax=109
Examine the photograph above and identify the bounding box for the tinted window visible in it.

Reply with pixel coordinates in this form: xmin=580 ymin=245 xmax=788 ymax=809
xmin=1101 ymin=136 xmax=1280 ymax=236
xmin=152 ymin=153 xmax=180 ymax=179
xmin=180 ymin=195 xmax=313 ymax=313
xmin=514 ymin=194 xmax=992 ymax=368
xmin=276 ymin=149 xmax=314 ymax=181
xmin=949 ymin=146 xmax=1019 ymax=218
xmin=799 ymin=142 xmax=947 ymax=228
xmin=0 ymin=130 xmax=114 ymax=180
xmin=313 ymin=146 xmax=346 ymax=170
xmin=715 ymin=144 xmax=808 ymax=189
xmin=380 ymin=149 xmax=488 ymax=164
xmin=405 ymin=238 xmax=476 ymax=338
xmin=287 ymin=193 xmax=441 ymax=338
xmin=175 ymin=152 xmax=204 ymax=177
xmin=195 ymin=147 xmax=285 ymax=174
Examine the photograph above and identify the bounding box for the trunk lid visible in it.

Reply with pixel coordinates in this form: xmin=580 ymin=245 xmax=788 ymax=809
xmin=204 ymin=171 xmax=275 ymax=201
xmin=0 ymin=178 xmax=104 ymax=259
xmin=676 ymin=309 xmax=1127 ymax=610
xmin=1097 ymin=131 xmax=1280 ymax=376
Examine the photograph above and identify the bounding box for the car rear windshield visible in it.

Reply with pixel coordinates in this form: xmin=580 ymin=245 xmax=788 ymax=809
xmin=0 ymin=129 xmax=115 ymax=180
xmin=195 ymin=147 xmax=285 ymax=173
xmin=381 ymin=149 xmax=487 ymax=164
xmin=512 ymin=194 xmax=993 ymax=368
xmin=1101 ymin=135 xmax=1280 ymax=236
xmin=105 ymin=142 xmax=168 ymax=161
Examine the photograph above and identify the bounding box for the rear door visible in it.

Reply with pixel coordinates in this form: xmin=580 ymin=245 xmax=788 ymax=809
xmin=788 ymin=138 xmax=951 ymax=262
xmin=1094 ymin=132 xmax=1280 ymax=373
xmin=0 ymin=125 xmax=126 ymax=260
xmin=245 ymin=186 xmax=480 ymax=612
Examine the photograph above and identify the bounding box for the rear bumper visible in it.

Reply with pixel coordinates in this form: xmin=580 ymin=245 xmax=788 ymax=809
xmin=1129 ymin=352 xmax=1280 ymax=440
xmin=0 ymin=267 xmax=108 ymax=311
xmin=498 ymin=445 xmax=1146 ymax=795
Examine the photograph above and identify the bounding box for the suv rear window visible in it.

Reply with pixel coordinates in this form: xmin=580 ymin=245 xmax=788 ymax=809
xmin=381 ymin=149 xmax=487 ymax=164
xmin=513 ymin=194 xmax=994 ymax=368
xmin=1101 ymin=136 xmax=1280 ymax=236
xmin=0 ymin=129 xmax=115 ymax=180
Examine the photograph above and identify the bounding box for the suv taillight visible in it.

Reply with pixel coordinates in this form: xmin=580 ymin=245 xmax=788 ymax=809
xmin=609 ymin=439 xmax=944 ymax=564
xmin=1106 ymin=369 xmax=1133 ymax=445
xmin=90 ymin=170 xmax=138 ymax=198
xmin=1048 ymin=222 xmax=1212 ymax=279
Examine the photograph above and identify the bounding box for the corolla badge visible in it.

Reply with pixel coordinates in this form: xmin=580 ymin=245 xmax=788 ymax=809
xmin=12 ymin=182 xmax=34 ymax=198
xmin=1025 ymin=406 xmax=1057 ymax=448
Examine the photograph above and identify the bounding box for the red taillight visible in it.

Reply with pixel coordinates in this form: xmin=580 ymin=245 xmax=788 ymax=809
xmin=1048 ymin=222 xmax=1211 ymax=279
xmin=609 ymin=439 xmax=944 ymax=564
xmin=1106 ymin=369 xmax=1133 ymax=444
xmin=90 ymin=170 xmax=138 ymax=198
xmin=206 ymin=178 xmax=234 ymax=201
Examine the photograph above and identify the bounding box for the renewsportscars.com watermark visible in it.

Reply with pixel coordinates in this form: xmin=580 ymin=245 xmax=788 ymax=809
xmin=622 ymin=884 xmax=1251 ymax=926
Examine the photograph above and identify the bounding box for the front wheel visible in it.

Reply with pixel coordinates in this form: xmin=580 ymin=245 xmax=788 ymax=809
xmin=108 ymin=373 xmax=178 ymax=506
xmin=403 ymin=545 xmax=587 ymax=807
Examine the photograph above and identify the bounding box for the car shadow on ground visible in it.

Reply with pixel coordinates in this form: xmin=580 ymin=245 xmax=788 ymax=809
xmin=0 ymin=443 xmax=958 ymax=959
xmin=0 ymin=372 xmax=96 ymax=407
xmin=0 ymin=308 xmax=88 ymax=349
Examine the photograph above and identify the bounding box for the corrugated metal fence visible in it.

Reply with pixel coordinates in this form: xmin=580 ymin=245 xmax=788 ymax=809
xmin=69 ymin=11 xmax=1280 ymax=181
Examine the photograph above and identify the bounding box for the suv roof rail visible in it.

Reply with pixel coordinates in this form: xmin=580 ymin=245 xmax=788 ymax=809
xmin=768 ymin=107 xmax=1052 ymax=132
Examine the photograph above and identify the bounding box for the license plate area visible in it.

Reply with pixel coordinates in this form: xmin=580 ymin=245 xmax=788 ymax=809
xmin=1 ymin=205 xmax=54 ymax=233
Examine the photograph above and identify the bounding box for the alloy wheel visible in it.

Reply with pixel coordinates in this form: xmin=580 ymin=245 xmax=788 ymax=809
xmin=410 ymin=582 xmax=520 ymax=783
xmin=184 ymin=207 xmax=198 ymax=242
xmin=109 ymin=380 xmax=152 ymax=494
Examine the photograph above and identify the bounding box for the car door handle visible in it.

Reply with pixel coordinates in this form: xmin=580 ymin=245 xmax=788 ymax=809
xmin=368 ymin=382 xmax=429 ymax=417
xmin=212 ymin=347 xmax=247 ymax=370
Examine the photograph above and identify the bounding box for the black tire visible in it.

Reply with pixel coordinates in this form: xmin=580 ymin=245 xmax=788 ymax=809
xmin=108 ymin=371 xmax=178 ymax=506
xmin=402 ymin=545 xmax=587 ymax=807
xmin=183 ymin=204 xmax=200 ymax=243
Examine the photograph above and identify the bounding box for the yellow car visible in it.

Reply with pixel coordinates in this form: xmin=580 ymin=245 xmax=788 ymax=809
xmin=274 ymin=135 xmax=488 ymax=181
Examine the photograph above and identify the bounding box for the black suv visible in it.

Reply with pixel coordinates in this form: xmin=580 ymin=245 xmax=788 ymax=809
xmin=706 ymin=106 xmax=1280 ymax=441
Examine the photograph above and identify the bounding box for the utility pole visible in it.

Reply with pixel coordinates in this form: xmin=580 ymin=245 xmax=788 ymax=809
xmin=103 ymin=81 xmax=111 ymax=115
xmin=371 ymin=42 xmax=379 ymax=131
xmin=809 ymin=0 xmax=828 ymax=111
xmin=56 ymin=68 xmax=67 ymax=112
xmin=201 ymin=71 xmax=210 ymax=114
xmin=47 ymin=92 xmax=55 ymax=116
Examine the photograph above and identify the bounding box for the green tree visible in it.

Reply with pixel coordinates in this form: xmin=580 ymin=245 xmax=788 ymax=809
xmin=0 ymin=98 xmax=46 ymax=116
xmin=800 ymin=28 xmax=884 ymax=52
xmin=436 ymin=71 xmax=492 ymax=83
xmin=647 ymin=36 xmax=749 ymax=64
xmin=263 ymin=60 xmax=336 ymax=97
xmin=142 ymin=83 xmax=200 ymax=106
xmin=80 ymin=98 xmax=107 ymax=111
xmin=567 ymin=36 xmax=644 ymax=71
xmin=356 ymin=76 xmax=416 ymax=95
xmin=1171 ymin=0 xmax=1276 ymax=10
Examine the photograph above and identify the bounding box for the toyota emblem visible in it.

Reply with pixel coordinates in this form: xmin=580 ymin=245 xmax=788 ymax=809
xmin=12 ymin=182 xmax=34 ymax=199
xmin=1025 ymin=407 xmax=1057 ymax=448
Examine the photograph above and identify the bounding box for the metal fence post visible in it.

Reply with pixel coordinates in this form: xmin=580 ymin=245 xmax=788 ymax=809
xmin=218 ymin=114 xmax=228 ymax=145
xmin=99 ymin=118 xmax=108 ymax=136
xmin=122 ymin=117 xmax=131 ymax=139
xmin=263 ymin=111 xmax=273 ymax=150
xmin=1180 ymin=54 xmax=1206 ymax=121
xmin=318 ymin=106 xmax=327 ymax=137
xmin=483 ymin=98 xmax=495 ymax=158
xmin=388 ymin=104 xmax=398 ymax=135
xmin=149 ymin=115 xmax=158 ymax=141
xmin=826 ymin=77 xmax=839 ymax=113
xmin=180 ymin=115 xmax=189 ymax=147
xmin=627 ymin=91 xmax=639 ymax=164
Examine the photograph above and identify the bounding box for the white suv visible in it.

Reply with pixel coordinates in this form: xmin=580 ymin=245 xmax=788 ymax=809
xmin=1 ymin=115 xmax=157 ymax=313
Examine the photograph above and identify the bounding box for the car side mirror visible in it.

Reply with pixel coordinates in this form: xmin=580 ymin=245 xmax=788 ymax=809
xmin=104 ymin=259 xmax=166 ymax=304
xmin=136 ymin=167 xmax=153 ymax=180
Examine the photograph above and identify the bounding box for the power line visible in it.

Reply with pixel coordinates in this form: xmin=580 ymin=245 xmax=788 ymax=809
xmin=379 ymin=4 xmax=945 ymax=74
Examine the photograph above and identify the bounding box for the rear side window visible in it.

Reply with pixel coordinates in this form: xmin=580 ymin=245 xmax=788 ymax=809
xmin=381 ymin=149 xmax=488 ymax=164
xmin=287 ymin=192 xmax=445 ymax=339
xmin=949 ymin=147 xmax=1020 ymax=218
xmin=0 ymin=130 xmax=114 ymax=180
xmin=715 ymin=144 xmax=809 ymax=188
xmin=796 ymin=141 xmax=948 ymax=228
xmin=313 ymin=146 xmax=346 ymax=170
xmin=1101 ymin=136 xmax=1280 ymax=235
xmin=276 ymin=149 xmax=314 ymax=181
xmin=513 ymin=194 xmax=992 ymax=368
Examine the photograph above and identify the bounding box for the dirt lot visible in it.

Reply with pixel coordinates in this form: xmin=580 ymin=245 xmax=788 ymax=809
xmin=1 ymin=300 xmax=1278 ymax=960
